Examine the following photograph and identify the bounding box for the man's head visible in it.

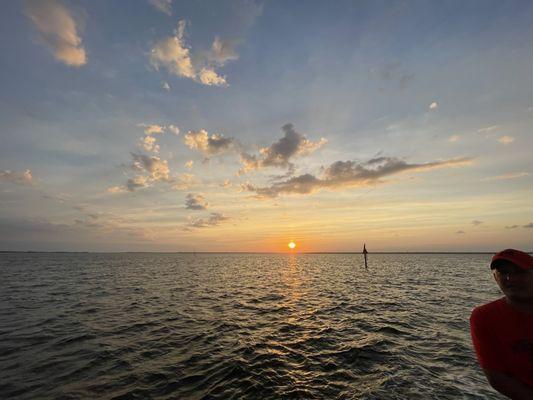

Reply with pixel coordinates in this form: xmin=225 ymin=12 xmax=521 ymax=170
xmin=491 ymin=249 xmax=533 ymax=302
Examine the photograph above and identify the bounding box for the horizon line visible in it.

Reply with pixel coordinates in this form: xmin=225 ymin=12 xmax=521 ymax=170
xmin=2 ymin=250 xmax=531 ymax=255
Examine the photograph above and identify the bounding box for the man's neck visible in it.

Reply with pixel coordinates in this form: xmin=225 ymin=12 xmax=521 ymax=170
xmin=506 ymin=297 xmax=533 ymax=314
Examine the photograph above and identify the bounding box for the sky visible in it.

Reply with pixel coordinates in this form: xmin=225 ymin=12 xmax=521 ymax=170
xmin=0 ymin=0 xmax=532 ymax=252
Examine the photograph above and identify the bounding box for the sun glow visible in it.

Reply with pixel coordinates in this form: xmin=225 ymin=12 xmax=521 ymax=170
xmin=288 ymin=241 xmax=296 ymax=249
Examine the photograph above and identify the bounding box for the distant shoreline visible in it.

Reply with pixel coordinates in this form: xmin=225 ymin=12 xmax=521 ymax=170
xmin=2 ymin=251 xmax=530 ymax=255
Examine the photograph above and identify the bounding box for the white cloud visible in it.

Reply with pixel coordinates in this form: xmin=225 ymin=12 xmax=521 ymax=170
xmin=187 ymin=212 xmax=229 ymax=229
xmin=448 ymin=135 xmax=460 ymax=142
xmin=168 ymin=124 xmax=180 ymax=135
xmin=477 ymin=125 xmax=500 ymax=137
xmin=150 ymin=21 xmax=195 ymax=79
xmin=140 ymin=135 xmax=160 ymax=153
xmin=24 ymin=0 xmax=87 ymax=67
xmin=149 ymin=0 xmax=172 ymax=15
xmin=138 ymin=123 xmax=165 ymax=135
xmin=0 ymin=169 xmax=34 ymax=186
xmin=184 ymin=129 xmax=236 ymax=155
xmin=429 ymin=102 xmax=438 ymax=110
xmin=497 ymin=135 xmax=515 ymax=145
xmin=150 ymin=20 xmax=235 ymax=86
xmin=197 ymin=67 xmax=227 ymax=86
xmin=107 ymin=186 xmax=127 ymax=194
xmin=482 ymin=172 xmax=528 ymax=181
xmin=162 ymin=81 xmax=170 ymax=91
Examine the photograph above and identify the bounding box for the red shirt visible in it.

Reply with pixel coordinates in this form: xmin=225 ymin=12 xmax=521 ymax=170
xmin=470 ymin=297 xmax=533 ymax=387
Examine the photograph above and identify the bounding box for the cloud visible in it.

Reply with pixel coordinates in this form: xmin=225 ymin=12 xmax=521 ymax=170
xmin=162 ymin=81 xmax=170 ymax=91
xmin=429 ymin=102 xmax=438 ymax=110
xmin=150 ymin=20 xmax=231 ymax=86
xmin=239 ymin=123 xmax=327 ymax=174
xmin=150 ymin=20 xmax=195 ymax=79
xmin=24 ymin=0 xmax=87 ymax=67
xmin=171 ymin=173 xmax=195 ymax=190
xmin=131 ymin=153 xmax=170 ymax=181
xmin=149 ymin=0 xmax=172 ymax=15
xmin=0 ymin=169 xmax=34 ymax=186
xmin=505 ymin=225 xmax=519 ymax=229
xmin=184 ymin=129 xmax=236 ymax=155
xmin=482 ymin=172 xmax=528 ymax=181
xmin=471 ymin=220 xmax=483 ymax=226
xmin=168 ymin=124 xmax=180 ymax=135
xmin=243 ymin=156 xmax=473 ymax=198
xmin=524 ymin=223 xmax=533 ymax=229
xmin=113 ymin=153 xmax=194 ymax=192
xmin=139 ymin=123 xmax=165 ymax=135
xmin=197 ymin=67 xmax=227 ymax=86
xmin=185 ymin=160 xmax=194 ymax=169
xmin=208 ymin=36 xmax=239 ymax=66
xmin=220 ymin=179 xmax=231 ymax=188
xmin=107 ymin=186 xmax=127 ymax=194
xmin=187 ymin=212 xmax=229 ymax=228
xmin=456 ymin=230 xmax=466 ymax=234
xmin=448 ymin=135 xmax=460 ymax=142
xmin=126 ymin=175 xmax=149 ymax=191
xmin=185 ymin=193 xmax=208 ymax=210
xmin=477 ymin=125 xmax=501 ymax=138
xmin=138 ymin=123 xmax=178 ymax=136
xmin=140 ymin=135 xmax=160 ymax=153
xmin=497 ymin=135 xmax=515 ymax=145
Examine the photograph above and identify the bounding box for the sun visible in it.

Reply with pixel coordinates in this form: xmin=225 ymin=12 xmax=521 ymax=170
xmin=288 ymin=241 xmax=296 ymax=249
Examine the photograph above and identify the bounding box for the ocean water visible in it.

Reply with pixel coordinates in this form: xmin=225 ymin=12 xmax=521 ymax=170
xmin=0 ymin=252 xmax=506 ymax=399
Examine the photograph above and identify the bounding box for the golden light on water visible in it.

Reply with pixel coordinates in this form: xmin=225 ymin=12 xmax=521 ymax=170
xmin=288 ymin=241 xmax=296 ymax=249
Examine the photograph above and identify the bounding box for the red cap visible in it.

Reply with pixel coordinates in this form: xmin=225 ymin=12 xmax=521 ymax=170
xmin=491 ymin=249 xmax=533 ymax=270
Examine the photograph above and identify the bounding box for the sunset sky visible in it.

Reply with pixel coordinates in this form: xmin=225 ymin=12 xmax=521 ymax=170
xmin=1 ymin=0 xmax=532 ymax=252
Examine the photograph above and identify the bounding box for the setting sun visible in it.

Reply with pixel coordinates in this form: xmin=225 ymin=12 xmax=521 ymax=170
xmin=288 ymin=242 xmax=296 ymax=249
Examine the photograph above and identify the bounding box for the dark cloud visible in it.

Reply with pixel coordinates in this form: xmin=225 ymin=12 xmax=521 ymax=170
xmin=184 ymin=129 xmax=236 ymax=156
xmin=126 ymin=176 xmax=149 ymax=191
xmin=185 ymin=194 xmax=208 ymax=210
xmin=456 ymin=230 xmax=466 ymax=234
xmin=243 ymin=156 xmax=474 ymax=198
xmin=506 ymin=225 xmax=519 ymax=229
xmin=524 ymin=223 xmax=533 ymax=228
xmin=239 ymin=123 xmax=326 ymax=174
xmin=471 ymin=220 xmax=483 ymax=226
xmin=131 ymin=153 xmax=170 ymax=181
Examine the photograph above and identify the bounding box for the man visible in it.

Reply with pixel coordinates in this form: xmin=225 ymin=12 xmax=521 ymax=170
xmin=470 ymin=249 xmax=533 ymax=399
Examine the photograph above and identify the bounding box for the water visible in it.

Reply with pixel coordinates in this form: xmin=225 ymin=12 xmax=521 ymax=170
xmin=0 ymin=253 xmax=506 ymax=399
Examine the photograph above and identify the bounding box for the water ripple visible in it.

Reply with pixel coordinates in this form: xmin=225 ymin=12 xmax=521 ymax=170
xmin=0 ymin=253 xmax=505 ymax=399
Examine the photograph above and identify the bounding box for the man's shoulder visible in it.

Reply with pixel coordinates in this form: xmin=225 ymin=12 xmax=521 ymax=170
xmin=471 ymin=297 xmax=507 ymax=322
